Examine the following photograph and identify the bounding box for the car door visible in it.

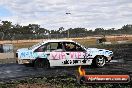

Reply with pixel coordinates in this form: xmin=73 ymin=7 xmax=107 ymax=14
xmin=47 ymin=42 xmax=67 ymax=66
xmin=62 ymin=42 xmax=90 ymax=66
xmin=34 ymin=42 xmax=66 ymax=66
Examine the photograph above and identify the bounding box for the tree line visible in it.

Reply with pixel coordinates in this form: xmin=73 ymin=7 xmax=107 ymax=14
xmin=0 ymin=20 xmax=132 ymax=40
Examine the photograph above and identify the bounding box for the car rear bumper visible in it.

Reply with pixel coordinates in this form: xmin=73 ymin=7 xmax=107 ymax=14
xmin=17 ymin=58 xmax=34 ymax=64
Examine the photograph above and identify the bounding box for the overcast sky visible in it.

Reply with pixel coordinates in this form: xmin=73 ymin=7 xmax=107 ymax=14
xmin=0 ymin=0 xmax=132 ymax=30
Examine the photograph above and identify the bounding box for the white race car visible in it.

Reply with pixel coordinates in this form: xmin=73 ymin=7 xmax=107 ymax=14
xmin=16 ymin=40 xmax=113 ymax=68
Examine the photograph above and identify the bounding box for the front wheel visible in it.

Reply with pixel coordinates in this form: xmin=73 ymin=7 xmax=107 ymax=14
xmin=34 ymin=58 xmax=50 ymax=69
xmin=92 ymin=56 xmax=106 ymax=68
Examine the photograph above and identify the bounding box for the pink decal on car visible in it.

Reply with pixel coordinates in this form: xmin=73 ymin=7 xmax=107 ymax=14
xmin=52 ymin=53 xmax=57 ymax=59
xmin=70 ymin=52 xmax=75 ymax=59
xmin=78 ymin=52 xmax=81 ymax=58
xmin=60 ymin=52 xmax=65 ymax=59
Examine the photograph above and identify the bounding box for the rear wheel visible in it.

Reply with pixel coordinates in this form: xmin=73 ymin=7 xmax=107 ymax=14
xmin=34 ymin=58 xmax=50 ymax=69
xmin=92 ymin=56 xmax=106 ymax=68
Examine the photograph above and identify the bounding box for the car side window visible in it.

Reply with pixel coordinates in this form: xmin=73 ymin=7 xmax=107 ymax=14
xmin=50 ymin=43 xmax=58 ymax=51
xmin=63 ymin=42 xmax=85 ymax=52
xmin=35 ymin=42 xmax=64 ymax=52
xmin=50 ymin=42 xmax=63 ymax=52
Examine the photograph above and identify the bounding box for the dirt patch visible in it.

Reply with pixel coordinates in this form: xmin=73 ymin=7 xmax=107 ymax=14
xmin=0 ymin=53 xmax=14 ymax=59
xmin=0 ymin=58 xmax=16 ymax=64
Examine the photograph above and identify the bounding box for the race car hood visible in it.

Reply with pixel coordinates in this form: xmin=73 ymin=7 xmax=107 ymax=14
xmin=87 ymin=48 xmax=111 ymax=52
xmin=87 ymin=48 xmax=107 ymax=51
xmin=86 ymin=48 xmax=113 ymax=57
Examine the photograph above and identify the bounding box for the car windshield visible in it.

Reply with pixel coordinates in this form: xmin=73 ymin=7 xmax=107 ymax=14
xmin=28 ymin=41 xmax=44 ymax=50
xmin=75 ymin=42 xmax=86 ymax=50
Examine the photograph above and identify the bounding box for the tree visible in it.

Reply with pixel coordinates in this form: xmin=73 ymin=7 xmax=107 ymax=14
xmin=94 ymin=28 xmax=105 ymax=35
xmin=0 ymin=21 xmax=13 ymax=40
xmin=120 ymin=24 xmax=132 ymax=34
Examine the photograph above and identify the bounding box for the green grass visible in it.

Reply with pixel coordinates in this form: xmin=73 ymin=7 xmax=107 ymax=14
xmin=0 ymin=75 xmax=131 ymax=88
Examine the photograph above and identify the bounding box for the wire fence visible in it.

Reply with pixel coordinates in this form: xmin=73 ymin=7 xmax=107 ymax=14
xmin=0 ymin=33 xmax=89 ymax=40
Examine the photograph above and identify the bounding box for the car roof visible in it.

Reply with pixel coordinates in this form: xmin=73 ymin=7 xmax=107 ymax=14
xmin=42 ymin=39 xmax=74 ymax=43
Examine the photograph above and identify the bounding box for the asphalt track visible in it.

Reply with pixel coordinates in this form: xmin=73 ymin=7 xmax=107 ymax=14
xmin=0 ymin=60 xmax=131 ymax=82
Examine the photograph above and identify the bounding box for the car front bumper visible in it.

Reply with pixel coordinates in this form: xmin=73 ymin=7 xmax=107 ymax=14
xmin=107 ymin=55 xmax=114 ymax=62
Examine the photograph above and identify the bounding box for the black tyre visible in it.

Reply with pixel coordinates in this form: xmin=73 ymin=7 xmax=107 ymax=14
xmin=34 ymin=58 xmax=50 ymax=69
xmin=92 ymin=56 xmax=106 ymax=68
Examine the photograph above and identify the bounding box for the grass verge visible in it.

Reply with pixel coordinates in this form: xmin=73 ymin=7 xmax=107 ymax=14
xmin=0 ymin=75 xmax=132 ymax=88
